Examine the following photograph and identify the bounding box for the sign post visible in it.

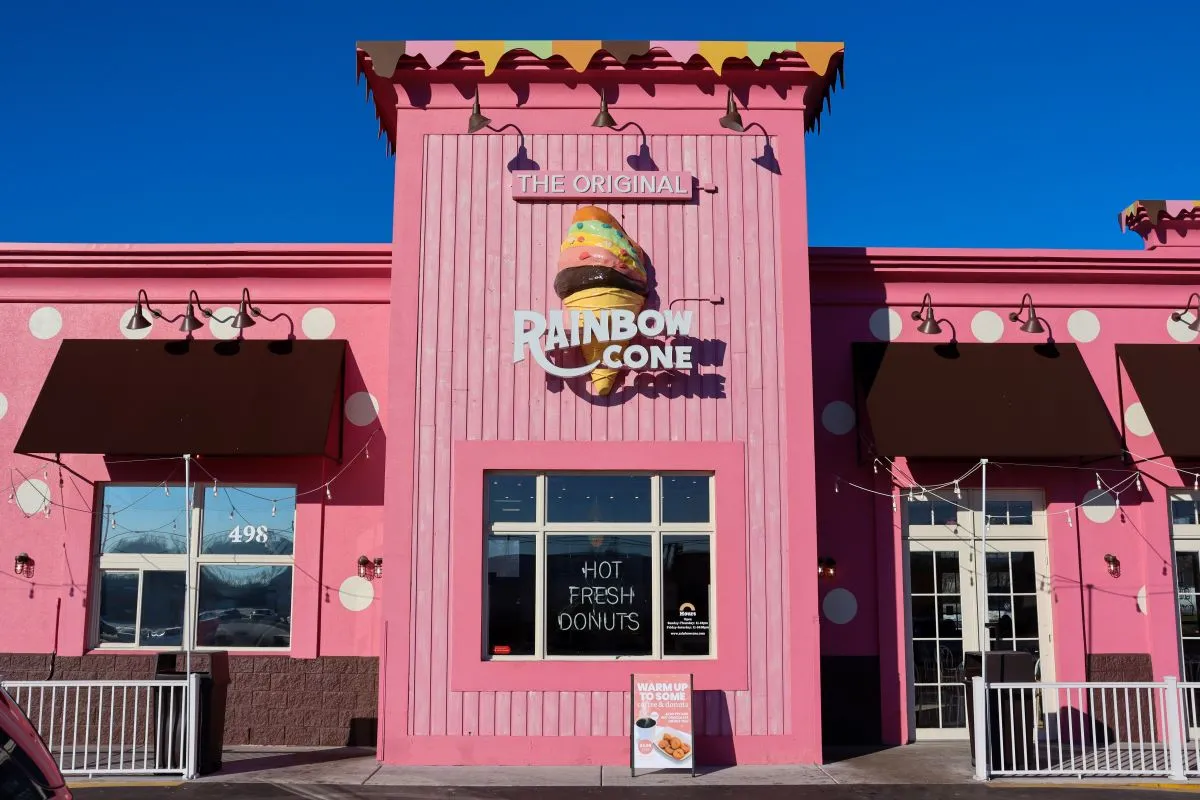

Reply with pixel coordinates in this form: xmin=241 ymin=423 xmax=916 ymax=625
xmin=630 ymin=673 xmax=696 ymax=777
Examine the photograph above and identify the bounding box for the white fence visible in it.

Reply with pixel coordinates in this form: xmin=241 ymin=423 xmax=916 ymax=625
xmin=973 ymin=676 xmax=1200 ymax=780
xmin=1 ymin=677 xmax=199 ymax=779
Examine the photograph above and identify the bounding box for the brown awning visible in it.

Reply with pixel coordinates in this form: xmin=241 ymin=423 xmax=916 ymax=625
xmin=1117 ymin=344 xmax=1200 ymax=459
xmin=16 ymin=339 xmax=346 ymax=458
xmin=852 ymin=341 xmax=1121 ymax=460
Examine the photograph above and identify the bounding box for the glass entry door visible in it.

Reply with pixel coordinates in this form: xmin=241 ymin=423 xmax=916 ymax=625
xmin=905 ymin=509 xmax=1054 ymax=740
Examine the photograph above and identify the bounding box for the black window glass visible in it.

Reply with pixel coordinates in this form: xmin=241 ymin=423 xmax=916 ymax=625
xmin=99 ymin=485 xmax=187 ymax=554
xmin=546 ymin=475 xmax=651 ymax=523
xmin=662 ymin=535 xmax=711 ymax=656
xmin=97 ymin=571 xmax=138 ymax=644
xmin=986 ymin=500 xmax=1034 ymax=526
xmin=1175 ymin=501 xmax=1200 ymax=526
xmin=661 ymin=476 xmax=710 ymax=523
xmin=201 ymin=486 xmax=296 ymax=556
xmin=196 ymin=566 xmax=292 ymax=648
xmin=1179 ymin=552 xmax=1200 ymax=592
xmin=0 ymin=731 xmax=52 ymax=800
xmin=936 ymin=552 xmax=960 ymax=594
xmin=140 ymin=570 xmax=185 ymax=647
xmin=986 ymin=552 xmax=1011 ymax=591
xmin=545 ymin=535 xmax=652 ymax=656
xmin=486 ymin=536 xmax=536 ymax=656
xmin=908 ymin=500 xmax=957 ymax=526
xmin=486 ymin=475 xmax=537 ymax=524
xmin=908 ymin=552 xmax=934 ymax=594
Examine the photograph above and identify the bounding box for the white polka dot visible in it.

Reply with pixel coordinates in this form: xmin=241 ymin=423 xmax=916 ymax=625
xmin=1081 ymin=489 xmax=1117 ymax=524
xmin=15 ymin=479 xmax=49 ymax=516
xmin=29 ymin=307 xmax=62 ymax=340
xmin=1168 ymin=312 xmax=1199 ymax=343
xmin=970 ymin=310 xmax=1005 ymax=343
xmin=0 ymin=393 xmax=7 ymax=421
xmin=1136 ymin=585 xmax=1148 ymax=615
xmin=822 ymin=588 xmax=858 ymax=625
xmin=209 ymin=306 xmax=239 ymax=341
xmin=821 ymin=401 xmax=856 ymax=435
xmin=869 ymin=308 xmax=903 ymax=342
xmin=1125 ymin=403 xmax=1153 ymax=438
xmin=345 ymin=392 xmax=380 ymax=427
xmin=119 ymin=307 xmax=154 ymax=340
xmin=338 ymin=576 xmax=375 ymax=612
xmin=301 ymin=308 xmax=337 ymax=340
xmin=1067 ymin=310 xmax=1101 ymax=343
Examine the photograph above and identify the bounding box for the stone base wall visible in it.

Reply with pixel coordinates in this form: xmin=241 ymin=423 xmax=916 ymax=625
xmin=0 ymin=653 xmax=378 ymax=747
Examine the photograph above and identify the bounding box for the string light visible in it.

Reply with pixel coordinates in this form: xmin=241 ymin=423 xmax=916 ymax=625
xmin=834 ymin=479 xmax=840 ymax=493
xmin=164 ymin=485 xmax=171 ymax=496
xmin=212 ymin=480 xmax=219 ymax=498
xmin=1136 ymin=474 xmax=1143 ymax=493
xmin=1096 ymin=474 xmax=1102 ymax=491
xmin=271 ymin=502 xmax=277 ymax=517
xmin=326 ymin=486 xmax=332 ymax=501
xmin=1066 ymin=513 xmax=1073 ymax=528
xmin=953 ymin=480 xmax=961 ymax=498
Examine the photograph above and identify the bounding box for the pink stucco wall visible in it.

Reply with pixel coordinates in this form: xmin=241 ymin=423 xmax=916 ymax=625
xmin=810 ymin=248 xmax=1200 ymax=743
xmin=378 ymin=75 xmax=823 ymax=764
xmin=0 ymin=246 xmax=390 ymax=660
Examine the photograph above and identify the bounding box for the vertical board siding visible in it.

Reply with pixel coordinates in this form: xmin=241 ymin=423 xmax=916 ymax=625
xmin=411 ymin=134 xmax=786 ymax=739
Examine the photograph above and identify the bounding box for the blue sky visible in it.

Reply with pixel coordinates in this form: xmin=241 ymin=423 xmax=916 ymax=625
xmin=1 ymin=1 xmax=1196 ymax=248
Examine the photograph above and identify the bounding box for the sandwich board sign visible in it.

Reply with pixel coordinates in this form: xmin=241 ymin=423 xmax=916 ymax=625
xmin=630 ymin=673 xmax=696 ymax=777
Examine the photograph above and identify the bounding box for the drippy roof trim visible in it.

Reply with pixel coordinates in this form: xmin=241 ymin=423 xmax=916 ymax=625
xmin=1120 ymin=200 xmax=1200 ymax=231
xmin=356 ymin=39 xmax=845 ymax=79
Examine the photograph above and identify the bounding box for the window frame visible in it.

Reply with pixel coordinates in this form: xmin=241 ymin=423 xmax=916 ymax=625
xmin=484 ymin=470 xmax=716 ymax=662
xmin=90 ymin=481 xmax=297 ymax=653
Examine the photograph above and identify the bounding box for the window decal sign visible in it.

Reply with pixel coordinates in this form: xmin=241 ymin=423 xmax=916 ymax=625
xmin=512 ymin=171 xmax=693 ymax=201
xmin=631 ymin=673 xmax=696 ymax=776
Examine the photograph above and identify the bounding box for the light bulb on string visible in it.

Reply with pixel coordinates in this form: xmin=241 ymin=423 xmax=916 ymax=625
xmin=229 ymin=509 xmax=234 ymax=521
xmin=1066 ymin=512 xmax=1073 ymax=528
xmin=271 ymin=502 xmax=277 ymax=517
xmin=1096 ymin=474 xmax=1102 ymax=491
xmin=43 ymin=502 xmax=50 ymax=518
xmin=164 ymin=485 xmax=170 ymax=496
xmin=834 ymin=479 xmax=840 ymax=493
xmin=1136 ymin=474 xmax=1143 ymax=492
xmin=1115 ymin=494 xmax=1121 ymax=509
xmin=326 ymin=485 xmax=332 ymax=501
xmin=212 ymin=481 xmax=219 ymax=498
xmin=1193 ymin=473 xmax=1198 ymax=491
xmin=953 ymin=481 xmax=961 ymax=498
xmin=891 ymin=496 xmax=897 ymax=512
xmin=365 ymin=445 xmax=370 ymax=460
xmin=873 ymin=460 xmax=879 ymax=474
xmin=7 ymin=491 xmax=13 ymax=504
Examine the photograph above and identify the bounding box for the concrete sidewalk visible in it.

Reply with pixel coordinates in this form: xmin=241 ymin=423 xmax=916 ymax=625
xmin=181 ymin=742 xmax=975 ymax=786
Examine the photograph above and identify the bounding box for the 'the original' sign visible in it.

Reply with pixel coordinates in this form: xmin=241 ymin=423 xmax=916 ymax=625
xmin=513 ymin=308 xmax=695 ymax=379
xmin=512 ymin=171 xmax=693 ymax=201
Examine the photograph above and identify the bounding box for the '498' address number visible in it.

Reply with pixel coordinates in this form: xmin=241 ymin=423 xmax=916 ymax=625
xmin=227 ymin=525 xmax=271 ymax=544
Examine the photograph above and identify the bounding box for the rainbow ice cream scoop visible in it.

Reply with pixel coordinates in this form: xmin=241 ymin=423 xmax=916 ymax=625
xmin=555 ymin=206 xmax=649 ymax=395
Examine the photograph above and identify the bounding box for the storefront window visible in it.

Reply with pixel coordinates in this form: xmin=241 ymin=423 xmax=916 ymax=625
xmin=483 ymin=472 xmax=714 ymax=660
xmin=93 ymin=483 xmax=296 ymax=650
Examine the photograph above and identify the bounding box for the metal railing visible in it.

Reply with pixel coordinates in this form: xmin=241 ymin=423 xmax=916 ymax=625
xmin=1 ymin=677 xmax=199 ymax=779
xmin=974 ymin=676 xmax=1193 ymax=781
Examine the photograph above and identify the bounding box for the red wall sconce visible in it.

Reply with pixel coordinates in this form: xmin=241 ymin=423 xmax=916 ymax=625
xmin=13 ymin=553 xmax=32 ymax=577
xmin=818 ymin=558 xmax=837 ymax=580
xmin=1104 ymin=553 xmax=1121 ymax=578
xmin=358 ymin=555 xmax=384 ymax=580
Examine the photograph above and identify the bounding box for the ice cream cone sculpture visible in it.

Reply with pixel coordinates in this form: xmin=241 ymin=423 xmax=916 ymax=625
xmin=555 ymin=206 xmax=649 ymax=395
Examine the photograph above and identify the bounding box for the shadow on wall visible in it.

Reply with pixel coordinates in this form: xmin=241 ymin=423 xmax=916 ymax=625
xmin=692 ymin=690 xmax=737 ymax=765
xmin=811 ymin=249 xmax=892 ymax=748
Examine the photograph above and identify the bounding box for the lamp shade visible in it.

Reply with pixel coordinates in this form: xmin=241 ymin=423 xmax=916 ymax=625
xmin=719 ymin=91 xmax=744 ymax=132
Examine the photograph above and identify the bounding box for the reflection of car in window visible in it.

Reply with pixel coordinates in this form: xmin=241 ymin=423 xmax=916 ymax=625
xmin=0 ymin=688 xmax=72 ymax=798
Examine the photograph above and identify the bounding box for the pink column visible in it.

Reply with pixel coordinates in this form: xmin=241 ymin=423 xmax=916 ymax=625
xmin=379 ymin=123 xmax=427 ymax=761
xmin=774 ymin=123 xmax=823 ymax=760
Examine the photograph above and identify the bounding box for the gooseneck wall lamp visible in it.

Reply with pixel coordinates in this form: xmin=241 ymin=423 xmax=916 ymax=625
xmin=592 ymin=89 xmax=618 ymax=129
xmin=1172 ymin=293 xmax=1200 ymax=333
xmin=1008 ymin=293 xmax=1046 ymax=335
xmin=126 ymin=290 xmax=162 ymax=331
xmin=911 ymin=293 xmax=943 ymax=336
xmin=718 ymin=90 xmax=745 ymax=132
xmin=467 ymin=88 xmax=492 ymax=134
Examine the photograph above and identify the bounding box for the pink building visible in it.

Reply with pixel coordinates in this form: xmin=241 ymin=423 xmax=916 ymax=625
xmin=0 ymin=40 xmax=1199 ymax=770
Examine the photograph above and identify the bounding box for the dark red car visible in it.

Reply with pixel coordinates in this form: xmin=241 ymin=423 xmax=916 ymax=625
xmin=0 ymin=687 xmax=72 ymax=799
